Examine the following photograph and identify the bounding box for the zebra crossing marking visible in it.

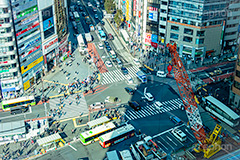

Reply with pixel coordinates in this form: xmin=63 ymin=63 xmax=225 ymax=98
xmin=101 ymin=66 xmax=140 ymax=85
xmin=124 ymin=98 xmax=183 ymax=121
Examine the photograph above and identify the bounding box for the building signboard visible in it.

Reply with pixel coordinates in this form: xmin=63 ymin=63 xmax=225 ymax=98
xmin=133 ymin=0 xmax=136 ymax=16
xmin=19 ymin=36 xmax=41 ymax=52
xmin=42 ymin=35 xmax=58 ymax=54
xmin=151 ymin=34 xmax=158 ymax=48
xmin=145 ymin=33 xmax=151 ymax=45
xmin=16 ymin=21 xmax=39 ymax=37
xmin=21 ymin=45 xmax=41 ymax=59
xmin=15 ymin=5 xmax=38 ymax=19
xmin=18 ymin=13 xmax=38 ymax=26
xmin=43 ymin=17 xmax=54 ymax=32
xmin=148 ymin=7 xmax=158 ymax=22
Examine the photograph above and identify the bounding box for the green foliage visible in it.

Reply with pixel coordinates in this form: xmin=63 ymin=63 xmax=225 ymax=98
xmin=104 ymin=0 xmax=115 ymax=14
xmin=114 ymin=9 xmax=123 ymax=28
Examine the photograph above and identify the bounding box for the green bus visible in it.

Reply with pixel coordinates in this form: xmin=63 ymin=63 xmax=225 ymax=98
xmin=1 ymin=96 xmax=36 ymax=110
xmin=79 ymin=122 xmax=116 ymax=145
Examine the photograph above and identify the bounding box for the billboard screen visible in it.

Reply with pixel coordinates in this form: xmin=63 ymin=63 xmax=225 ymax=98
xmin=42 ymin=6 xmax=54 ymax=39
xmin=145 ymin=33 xmax=151 ymax=45
xmin=149 ymin=7 xmax=158 ymax=22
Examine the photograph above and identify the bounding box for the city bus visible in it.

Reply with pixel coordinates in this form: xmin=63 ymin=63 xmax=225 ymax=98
xmin=87 ymin=116 xmax=110 ymax=129
xmin=79 ymin=122 xmax=116 ymax=145
xmin=205 ymin=96 xmax=240 ymax=127
xmin=99 ymin=124 xmax=135 ymax=148
xmin=1 ymin=96 xmax=36 ymax=110
xmin=73 ymin=11 xmax=80 ymax=22
xmin=77 ymin=34 xmax=85 ymax=54
xmin=99 ymin=30 xmax=106 ymax=41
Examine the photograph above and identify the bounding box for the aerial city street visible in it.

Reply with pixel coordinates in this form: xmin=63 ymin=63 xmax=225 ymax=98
xmin=0 ymin=0 xmax=240 ymax=159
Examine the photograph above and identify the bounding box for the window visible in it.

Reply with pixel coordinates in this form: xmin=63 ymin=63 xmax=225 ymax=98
xmin=184 ymin=28 xmax=193 ymax=35
xmin=183 ymin=36 xmax=193 ymax=43
xmin=170 ymin=33 xmax=179 ymax=39
xmin=171 ymin=25 xmax=179 ymax=31
xmin=196 ymin=38 xmax=204 ymax=44
xmin=234 ymin=81 xmax=240 ymax=90
xmin=197 ymin=31 xmax=205 ymax=36
xmin=236 ymin=70 xmax=240 ymax=78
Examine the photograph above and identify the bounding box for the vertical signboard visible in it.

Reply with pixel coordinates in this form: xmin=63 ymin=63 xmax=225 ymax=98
xmin=133 ymin=0 xmax=136 ymax=16
xmin=149 ymin=7 xmax=158 ymax=22
xmin=42 ymin=6 xmax=55 ymax=39
xmin=145 ymin=33 xmax=151 ymax=45
xmin=151 ymin=34 xmax=158 ymax=48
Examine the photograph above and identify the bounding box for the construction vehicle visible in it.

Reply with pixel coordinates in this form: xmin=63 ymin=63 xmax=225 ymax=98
xmin=134 ymin=135 xmax=167 ymax=160
xmin=167 ymin=43 xmax=222 ymax=158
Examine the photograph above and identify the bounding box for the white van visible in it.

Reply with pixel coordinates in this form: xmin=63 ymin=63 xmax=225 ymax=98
xmin=116 ymin=58 xmax=122 ymax=68
xmin=97 ymin=26 xmax=102 ymax=31
xmin=171 ymin=128 xmax=187 ymax=142
xmin=89 ymin=102 xmax=105 ymax=109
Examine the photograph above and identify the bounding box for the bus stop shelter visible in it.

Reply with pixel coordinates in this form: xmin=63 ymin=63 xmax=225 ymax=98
xmin=37 ymin=133 xmax=65 ymax=153
xmin=87 ymin=116 xmax=110 ymax=129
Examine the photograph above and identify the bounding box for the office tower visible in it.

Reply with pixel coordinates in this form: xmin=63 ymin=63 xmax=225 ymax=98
xmin=0 ymin=0 xmax=69 ymax=99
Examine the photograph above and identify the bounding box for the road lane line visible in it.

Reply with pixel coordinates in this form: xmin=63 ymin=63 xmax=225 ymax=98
xmin=153 ymin=124 xmax=185 ymax=138
xmin=166 ymin=136 xmax=177 ymax=146
xmin=69 ymin=144 xmax=77 ymax=151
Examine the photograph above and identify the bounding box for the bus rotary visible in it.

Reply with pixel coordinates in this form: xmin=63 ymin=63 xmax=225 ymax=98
xmin=79 ymin=122 xmax=116 ymax=145
xmin=99 ymin=124 xmax=135 ymax=148
xmin=1 ymin=96 xmax=36 ymax=110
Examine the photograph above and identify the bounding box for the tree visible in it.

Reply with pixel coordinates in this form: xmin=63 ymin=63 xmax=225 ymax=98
xmin=114 ymin=9 xmax=123 ymax=28
xmin=104 ymin=0 xmax=115 ymax=14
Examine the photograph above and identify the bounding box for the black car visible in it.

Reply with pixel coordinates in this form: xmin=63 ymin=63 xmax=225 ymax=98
xmin=124 ymin=87 xmax=134 ymax=95
xmin=101 ymin=20 xmax=105 ymax=25
xmin=106 ymin=46 xmax=111 ymax=52
xmin=104 ymin=41 xmax=109 ymax=46
xmin=128 ymin=101 xmax=141 ymax=111
xmin=121 ymin=67 xmax=128 ymax=75
xmin=79 ymin=6 xmax=83 ymax=11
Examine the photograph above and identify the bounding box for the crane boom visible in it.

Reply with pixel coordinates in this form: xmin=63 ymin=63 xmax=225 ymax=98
xmin=166 ymin=43 xmax=206 ymax=148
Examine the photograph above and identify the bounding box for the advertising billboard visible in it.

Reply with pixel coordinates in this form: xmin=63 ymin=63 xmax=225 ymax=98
xmin=133 ymin=0 xmax=136 ymax=16
xmin=145 ymin=33 xmax=151 ymax=45
xmin=42 ymin=6 xmax=55 ymax=39
xmin=151 ymin=34 xmax=158 ymax=48
xmin=149 ymin=7 xmax=158 ymax=22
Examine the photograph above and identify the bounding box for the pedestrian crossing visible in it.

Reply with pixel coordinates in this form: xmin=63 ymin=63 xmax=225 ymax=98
xmin=101 ymin=66 xmax=140 ymax=85
xmin=124 ymin=98 xmax=183 ymax=121
xmin=49 ymin=93 xmax=88 ymax=120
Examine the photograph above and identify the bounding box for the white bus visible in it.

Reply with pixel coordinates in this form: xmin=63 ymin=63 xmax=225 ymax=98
xmin=77 ymin=34 xmax=85 ymax=54
xmin=2 ymin=96 xmax=36 ymax=110
xmin=205 ymin=96 xmax=240 ymax=127
xmin=87 ymin=116 xmax=110 ymax=129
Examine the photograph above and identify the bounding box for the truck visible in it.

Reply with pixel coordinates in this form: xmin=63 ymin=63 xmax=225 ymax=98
xmin=134 ymin=136 xmax=167 ymax=160
xmin=85 ymin=33 xmax=92 ymax=42
xmin=136 ymin=71 xmax=147 ymax=83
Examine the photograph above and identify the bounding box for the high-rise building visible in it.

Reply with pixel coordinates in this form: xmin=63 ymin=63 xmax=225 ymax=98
xmin=0 ymin=0 xmax=69 ymax=99
xmin=0 ymin=0 xmax=23 ymax=99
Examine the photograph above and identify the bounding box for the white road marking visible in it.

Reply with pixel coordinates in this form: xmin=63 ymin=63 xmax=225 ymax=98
xmin=69 ymin=145 xmax=77 ymax=151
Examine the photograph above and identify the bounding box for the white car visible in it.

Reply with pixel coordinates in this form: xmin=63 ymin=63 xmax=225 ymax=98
xmin=156 ymin=71 xmax=167 ymax=77
xmin=89 ymin=102 xmax=105 ymax=109
xmin=171 ymin=128 xmax=187 ymax=142
xmin=98 ymin=43 xmax=104 ymax=49
xmin=105 ymin=61 xmax=112 ymax=67
xmin=94 ymin=14 xmax=98 ymax=19
xmin=133 ymin=58 xmax=140 ymax=66
xmin=126 ymin=76 xmax=134 ymax=84
xmin=88 ymin=2 xmax=92 ymax=6
xmin=154 ymin=101 xmax=163 ymax=110
xmin=105 ymin=96 xmax=119 ymax=103
xmin=145 ymin=93 xmax=154 ymax=101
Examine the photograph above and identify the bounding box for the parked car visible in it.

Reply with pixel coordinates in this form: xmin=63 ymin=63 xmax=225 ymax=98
xmin=124 ymin=87 xmax=134 ymax=95
xmin=121 ymin=67 xmax=128 ymax=75
xmin=170 ymin=116 xmax=183 ymax=125
xmin=105 ymin=61 xmax=112 ymax=67
xmin=156 ymin=71 xmax=167 ymax=77
xmin=128 ymin=101 xmax=141 ymax=111
xmin=105 ymin=96 xmax=119 ymax=103
xmin=108 ymin=33 xmax=114 ymax=40
xmin=101 ymin=20 xmax=105 ymax=25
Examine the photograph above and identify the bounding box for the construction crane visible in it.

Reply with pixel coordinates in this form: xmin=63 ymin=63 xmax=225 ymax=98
xmin=166 ymin=43 xmax=222 ymax=158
